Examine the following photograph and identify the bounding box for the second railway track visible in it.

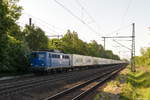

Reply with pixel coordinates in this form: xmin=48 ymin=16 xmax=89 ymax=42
xmin=0 ymin=65 xmax=119 ymax=96
xmin=43 ymin=64 xmax=126 ymax=100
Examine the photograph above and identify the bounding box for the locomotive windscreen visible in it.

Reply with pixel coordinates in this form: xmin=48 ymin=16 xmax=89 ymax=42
xmin=31 ymin=52 xmax=45 ymax=60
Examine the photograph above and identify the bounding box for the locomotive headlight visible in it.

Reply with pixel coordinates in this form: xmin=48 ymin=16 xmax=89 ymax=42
xmin=42 ymin=64 xmax=44 ymax=66
xmin=31 ymin=63 xmax=33 ymax=66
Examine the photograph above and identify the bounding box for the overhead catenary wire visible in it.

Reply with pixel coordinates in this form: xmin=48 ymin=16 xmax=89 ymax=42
xmin=20 ymin=13 xmax=64 ymax=35
xmin=54 ymin=0 xmax=100 ymax=35
xmin=103 ymin=24 xmax=131 ymax=37
xmin=112 ymin=39 xmax=132 ymax=41
xmin=17 ymin=21 xmax=26 ymax=26
xmin=103 ymin=0 xmax=133 ymax=37
xmin=18 ymin=20 xmax=59 ymax=36
xmin=33 ymin=20 xmax=60 ymax=34
xmin=75 ymin=0 xmax=94 ymax=23
xmin=22 ymin=12 xmax=64 ymax=31
xmin=120 ymin=0 xmax=133 ymax=26
xmin=30 ymin=19 xmax=60 ymax=34
xmin=113 ymin=39 xmax=131 ymax=51
xmin=75 ymin=0 xmax=105 ymax=35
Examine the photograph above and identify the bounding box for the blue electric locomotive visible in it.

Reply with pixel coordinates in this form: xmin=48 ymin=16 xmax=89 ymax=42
xmin=30 ymin=51 xmax=70 ymax=72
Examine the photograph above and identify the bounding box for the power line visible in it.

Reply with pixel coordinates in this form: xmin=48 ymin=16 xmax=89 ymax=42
xmin=75 ymin=0 xmax=105 ymax=35
xmin=21 ymin=13 xmax=64 ymax=35
xmin=104 ymin=24 xmax=131 ymax=36
xmin=102 ymin=35 xmax=132 ymax=50
xmin=113 ymin=39 xmax=131 ymax=50
xmin=54 ymin=0 xmax=100 ymax=35
xmin=17 ymin=22 xmax=26 ymax=26
xmin=102 ymin=36 xmax=133 ymax=38
xmin=112 ymin=39 xmax=132 ymax=41
xmin=120 ymin=0 xmax=133 ymax=27
xmin=22 ymin=12 xmax=64 ymax=31
xmin=32 ymin=19 xmax=60 ymax=34
xmin=75 ymin=0 xmax=96 ymax=24
xmin=104 ymin=0 xmax=133 ymax=37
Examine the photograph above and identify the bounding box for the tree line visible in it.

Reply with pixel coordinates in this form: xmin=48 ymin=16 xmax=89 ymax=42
xmin=0 ymin=0 xmax=120 ymax=74
xmin=48 ymin=30 xmax=120 ymax=60
xmin=134 ymin=48 xmax=150 ymax=66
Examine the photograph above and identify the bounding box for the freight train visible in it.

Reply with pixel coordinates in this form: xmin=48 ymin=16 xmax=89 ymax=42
xmin=30 ymin=50 xmax=127 ymax=73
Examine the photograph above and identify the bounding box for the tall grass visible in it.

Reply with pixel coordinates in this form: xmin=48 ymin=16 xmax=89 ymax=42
xmin=120 ymin=66 xmax=150 ymax=100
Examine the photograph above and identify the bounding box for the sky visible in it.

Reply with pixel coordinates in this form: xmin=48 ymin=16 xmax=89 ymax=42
xmin=18 ymin=0 xmax=150 ymax=59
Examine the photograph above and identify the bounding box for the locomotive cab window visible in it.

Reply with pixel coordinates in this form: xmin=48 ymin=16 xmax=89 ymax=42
xmin=39 ymin=54 xmax=45 ymax=58
xmin=62 ymin=55 xmax=69 ymax=59
xmin=52 ymin=54 xmax=56 ymax=58
xmin=57 ymin=55 xmax=60 ymax=58
xmin=38 ymin=53 xmax=45 ymax=60
xmin=65 ymin=56 xmax=69 ymax=59
xmin=62 ymin=55 xmax=65 ymax=59
xmin=52 ymin=54 xmax=60 ymax=58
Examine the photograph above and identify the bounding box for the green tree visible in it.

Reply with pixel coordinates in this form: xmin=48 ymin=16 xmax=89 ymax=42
xmin=23 ymin=25 xmax=49 ymax=51
xmin=104 ymin=50 xmax=120 ymax=59
xmin=2 ymin=2 xmax=28 ymax=71
xmin=0 ymin=0 xmax=30 ymax=73
xmin=87 ymin=40 xmax=105 ymax=57
xmin=0 ymin=0 xmax=22 ymax=35
xmin=7 ymin=36 xmax=30 ymax=72
xmin=61 ymin=30 xmax=87 ymax=55
xmin=9 ymin=24 xmax=25 ymax=40
xmin=48 ymin=38 xmax=62 ymax=50
xmin=134 ymin=47 xmax=150 ymax=66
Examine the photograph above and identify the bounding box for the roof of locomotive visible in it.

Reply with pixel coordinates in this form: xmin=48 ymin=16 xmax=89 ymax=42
xmin=31 ymin=50 xmax=69 ymax=55
xmin=32 ymin=49 xmax=62 ymax=53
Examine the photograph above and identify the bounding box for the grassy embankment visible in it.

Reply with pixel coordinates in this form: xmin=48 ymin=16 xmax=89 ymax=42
xmin=94 ymin=66 xmax=150 ymax=100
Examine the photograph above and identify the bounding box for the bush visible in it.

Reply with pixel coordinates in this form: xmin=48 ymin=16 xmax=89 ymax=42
xmin=0 ymin=35 xmax=30 ymax=73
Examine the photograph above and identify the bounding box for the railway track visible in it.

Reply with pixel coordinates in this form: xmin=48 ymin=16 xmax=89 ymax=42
xmin=0 ymin=65 xmax=119 ymax=96
xmin=43 ymin=64 xmax=125 ymax=100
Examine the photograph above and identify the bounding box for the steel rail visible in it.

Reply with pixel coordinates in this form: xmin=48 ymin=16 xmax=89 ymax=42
xmin=0 ymin=65 xmax=115 ymax=88
xmin=72 ymin=66 xmax=125 ymax=100
xmin=0 ymin=65 xmax=119 ymax=96
xmin=43 ymin=64 xmax=125 ymax=100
